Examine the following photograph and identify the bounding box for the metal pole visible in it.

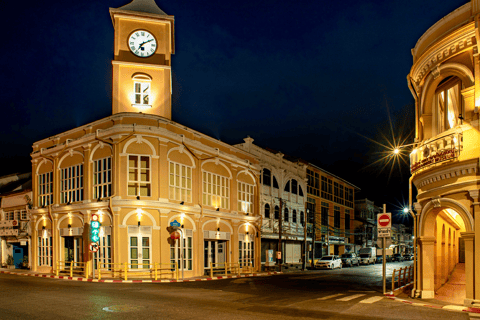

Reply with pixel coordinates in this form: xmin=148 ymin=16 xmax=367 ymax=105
xmin=303 ymin=209 xmax=308 ymax=270
xmin=311 ymin=207 xmax=316 ymax=269
xmin=382 ymin=204 xmax=386 ymax=295
xmin=278 ymin=198 xmax=283 ymax=272
xmin=92 ymin=252 xmax=95 ymax=279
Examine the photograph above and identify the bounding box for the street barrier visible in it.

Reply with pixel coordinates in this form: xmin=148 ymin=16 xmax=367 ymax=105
xmin=209 ymin=262 xmax=241 ymax=277
xmin=56 ymin=261 xmax=89 ymax=278
xmin=391 ymin=265 xmax=413 ymax=291
xmin=98 ymin=262 xmax=177 ymax=281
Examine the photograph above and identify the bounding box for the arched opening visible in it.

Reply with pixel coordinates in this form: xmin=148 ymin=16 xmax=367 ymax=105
xmin=420 ymin=204 xmax=468 ymax=301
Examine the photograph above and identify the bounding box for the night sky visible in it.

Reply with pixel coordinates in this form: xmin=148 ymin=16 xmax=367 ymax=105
xmin=0 ymin=0 xmax=468 ymax=223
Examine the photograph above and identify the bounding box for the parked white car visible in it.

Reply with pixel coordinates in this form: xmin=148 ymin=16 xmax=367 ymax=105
xmin=316 ymin=255 xmax=342 ymax=269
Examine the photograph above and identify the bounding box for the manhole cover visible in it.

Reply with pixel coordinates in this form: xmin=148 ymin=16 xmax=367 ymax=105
xmin=103 ymin=305 xmax=144 ymax=313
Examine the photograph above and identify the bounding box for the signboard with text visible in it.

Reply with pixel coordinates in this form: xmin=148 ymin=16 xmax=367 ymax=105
xmin=377 ymin=213 xmax=391 ymax=238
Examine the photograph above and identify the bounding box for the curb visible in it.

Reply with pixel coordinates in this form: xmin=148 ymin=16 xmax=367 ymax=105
xmin=0 ymin=270 xmax=282 ymax=283
xmin=384 ymin=293 xmax=480 ymax=314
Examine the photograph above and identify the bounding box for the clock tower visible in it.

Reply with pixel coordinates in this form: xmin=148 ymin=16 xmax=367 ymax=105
xmin=109 ymin=0 xmax=175 ymax=118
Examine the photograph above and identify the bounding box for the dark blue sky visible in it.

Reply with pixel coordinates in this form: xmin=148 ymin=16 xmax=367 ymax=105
xmin=0 ymin=0 xmax=468 ymax=219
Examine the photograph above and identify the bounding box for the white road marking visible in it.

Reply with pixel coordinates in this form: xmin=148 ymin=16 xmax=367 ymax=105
xmin=336 ymin=294 xmax=366 ymax=301
xmin=317 ymin=293 xmax=344 ymax=300
xmin=359 ymin=296 xmax=384 ymax=304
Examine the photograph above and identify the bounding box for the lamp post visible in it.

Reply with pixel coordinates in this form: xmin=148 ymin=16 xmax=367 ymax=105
xmin=391 ymin=143 xmax=418 ymax=298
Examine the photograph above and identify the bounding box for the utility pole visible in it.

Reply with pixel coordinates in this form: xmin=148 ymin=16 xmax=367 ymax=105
xmin=278 ymin=198 xmax=283 ymax=272
xmin=303 ymin=209 xmax=308 ymax=270
xmin=310 ymin=207 xmax=316 ymax=269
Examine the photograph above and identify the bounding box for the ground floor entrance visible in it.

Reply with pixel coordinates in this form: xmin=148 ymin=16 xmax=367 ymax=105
xmin=62 ymin=236 xmax=83 ymax=267
xmin=204 ymin=240 xmax=227 ymax=274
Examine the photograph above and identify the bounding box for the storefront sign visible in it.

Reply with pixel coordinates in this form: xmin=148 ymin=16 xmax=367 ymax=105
xmin=329 ymin=236 xmax=345 ymax=244
xmin=411 ymin=148 xmax=456 ymax=173
xmin=265 ymin=250 xmax=275 ymax=267
xmin=0 ymin=220 xmax=17 ymax=227
xmin=0 ymin=229 xmax=18 ymax=236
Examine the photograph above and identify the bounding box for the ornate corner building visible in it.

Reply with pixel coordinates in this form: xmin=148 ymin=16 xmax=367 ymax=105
xmin=29 ymin=0 xmax=261 ymax=278
xmin=409 ymin=0 xmax=480 ymax=304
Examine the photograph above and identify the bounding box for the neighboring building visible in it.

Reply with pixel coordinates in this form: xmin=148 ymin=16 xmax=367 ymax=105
xmin=391 ymin=224 xmax=412 ymax=254
xmin=353 ymin=198 xmax=382 ymax=250
xmin=408 ymin=0 xmax=480 ymax=303
xmin=306 ymin=164 xmax=359 ymax=260
xmin=0 ymin=173 xmax=32 ymax=268
xmin=235 ymin=137 xmax=307 ymax=269
xmin=29 ymin=0 xmax=261 ymax=278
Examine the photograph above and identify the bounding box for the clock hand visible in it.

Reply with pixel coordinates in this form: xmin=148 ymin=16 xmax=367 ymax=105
xmin=138 ymin=39 xmax=154 ymax=50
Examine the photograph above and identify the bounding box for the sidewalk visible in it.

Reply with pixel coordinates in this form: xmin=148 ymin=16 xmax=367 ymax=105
xmin=0 ymin=267 xmax=283 ymax=283
xmin=388 ymin=263 xmax=479 ymax=314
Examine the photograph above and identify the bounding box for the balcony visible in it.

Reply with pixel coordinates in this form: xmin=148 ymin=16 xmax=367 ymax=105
xmin=410 ymin=131 xmax=462 ymax=174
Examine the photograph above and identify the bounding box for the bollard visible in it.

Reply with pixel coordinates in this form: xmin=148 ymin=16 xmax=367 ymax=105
xmin=392 ymin=269 xmax=396 ymax=292
xmin=56 ymin=261 xmax=59 ymax=277
xmin=86 ymin=263 xmax=89 ymax=279
xmin=124 ymin=262 xmax=128 ymax=281
xmin=225 ymin=263 xmax=227 ymax=276
xmin=210 ymin=262 xmax=213 ymax=278
xmin=70 ymin=262 xmax=73 ymax=277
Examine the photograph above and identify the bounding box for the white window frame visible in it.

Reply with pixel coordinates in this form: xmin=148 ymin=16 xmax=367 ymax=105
xmin=38 ymin=236 xmax=52 ymax=267
xmin=60 ymin=164 xmax=84 ymax=203
xmin=93 ymin=157 xmax=112 ymax=199
xmin=237 ymin=181 xmax=254 ymax=214
xmin=202 ymin=172 xmax=230 ymax=209
xmin=170 ymin=231 xmax=193 ymax=271
xmin=239 ymin=237 xmax=254 ymax=268
xmin=133 ymin=81 xmax=151 ymax=109
xmin=169 ymin=161 xmax=193 ymax=203
xmin=38 ymin=171 xmax=53 ymax=206
xmin=128 ymin=155 xmax=151 ymax=197
xmin=94 ymin=228 xmax=112 ymax=270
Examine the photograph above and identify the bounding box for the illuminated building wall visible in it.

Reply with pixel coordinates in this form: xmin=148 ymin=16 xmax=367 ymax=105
xmin=29 ymin=0 xmax=261 ymax=278
xmin=408 ymin=0 xmax=480 ymax=303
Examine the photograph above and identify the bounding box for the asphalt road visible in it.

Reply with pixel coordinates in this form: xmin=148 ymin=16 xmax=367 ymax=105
xmin=0 ymin=262 xmax=471 ymax=320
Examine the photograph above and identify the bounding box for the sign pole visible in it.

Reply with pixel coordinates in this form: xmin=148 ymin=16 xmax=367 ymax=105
xmin=382 ymin=204 xmax=386 ymax=295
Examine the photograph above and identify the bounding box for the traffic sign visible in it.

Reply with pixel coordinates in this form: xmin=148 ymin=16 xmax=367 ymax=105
xmin=90 ymin=213 xmax=101 ymax=243
xmin=377 ymin=213 xmax=391 ymax=228
xmin=89 ymin=242 xmax=99 ymax=253
xmin=170 ymin=220 xmax=181 ymax=228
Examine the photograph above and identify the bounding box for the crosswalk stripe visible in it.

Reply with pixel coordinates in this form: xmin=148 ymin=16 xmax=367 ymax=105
xmin=317 ymin=293 xmax=344 ymax=300
xmin=359 ymin=296 xmax=384 ymax=304
xmin=337 ymin=294 xmax=366 ymax=301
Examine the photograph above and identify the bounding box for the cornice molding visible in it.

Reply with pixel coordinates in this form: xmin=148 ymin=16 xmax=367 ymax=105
xmin=411 ymin=23 xmax=475 ymax=87
xmin=414 ymin=161 xmax=478 ymax=189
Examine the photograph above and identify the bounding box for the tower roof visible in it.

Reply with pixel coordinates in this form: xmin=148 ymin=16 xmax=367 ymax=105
xmin=116 ymin=0 xmax=167 ymax=16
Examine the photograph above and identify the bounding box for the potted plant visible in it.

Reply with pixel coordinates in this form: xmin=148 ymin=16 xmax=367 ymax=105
xmin=21 ymin=256 xmax=29 ymax=269
xmin=6 ymin=254 xmax=15 ymax=269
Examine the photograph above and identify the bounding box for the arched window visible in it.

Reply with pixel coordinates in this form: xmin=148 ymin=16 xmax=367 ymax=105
xmin=264 ymin=203 xmax=270 ymax=219
xmin=274 ymin=206 xmax=280 ymax=219
xmin=300 ymin=211 xmax=304 ymax=226
xmin=292 ymin=210 xmax=297 ymax=223
xmin=299 ymin=185 xmax=304 ymax=197
xmin=273 ymin=176 xmax=279 ymax=189
xmin=262 ymin=169 xmax=271 ymax=187
xmin=284 ymin=208 xmax=289 ymax=222
xmin=284 ymin=181 xmax=290 ymax=192
xmin=435 ymin=76 xmax=462 ymax=134
xmin=291 ymin=179 xmax=298 ymax=194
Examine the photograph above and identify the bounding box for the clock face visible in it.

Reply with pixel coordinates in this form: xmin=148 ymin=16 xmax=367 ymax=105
xmin=128 ymin=30 xmax=157 ymax=57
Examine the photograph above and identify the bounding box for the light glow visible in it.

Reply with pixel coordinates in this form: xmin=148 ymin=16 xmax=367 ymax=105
xmin=403 ymin=208 xmax=409 ymax=214
xmin=136 ymin=208 xmax=143 ymax=220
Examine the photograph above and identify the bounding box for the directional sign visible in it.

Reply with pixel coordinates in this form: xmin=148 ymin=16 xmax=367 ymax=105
xmin=90 ymin=213 xmax=101 ymax=243
xmin=89 ymin=242 xmax=99 ymax=253
xmin=377 ymin=213 xmax=391 ymax=228
xmin=170 ymin=220 xmax=181 ymax=228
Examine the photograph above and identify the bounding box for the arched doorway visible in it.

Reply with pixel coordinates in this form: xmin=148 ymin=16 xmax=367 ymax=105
xmin=418 ymin=198 xmax=473 ymax=302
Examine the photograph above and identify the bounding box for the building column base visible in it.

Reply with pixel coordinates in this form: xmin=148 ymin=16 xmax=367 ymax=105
xmin=420 ymin=290 xmax=435 ymax=299
xmin=465 ymin=298 xmax=480 ymax=307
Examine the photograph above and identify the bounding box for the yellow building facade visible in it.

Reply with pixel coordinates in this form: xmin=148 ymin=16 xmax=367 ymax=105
xmin=29 ymin=0 xmax=261 ymax=278
xmin=306 ymin=165 xmax=358 ymax=258
xmin=408 ymin=0 xmax=480 ymax=304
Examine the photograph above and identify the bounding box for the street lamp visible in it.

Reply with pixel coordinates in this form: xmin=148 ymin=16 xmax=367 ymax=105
xmin=391 ymin=143 xmax=418 ymax=298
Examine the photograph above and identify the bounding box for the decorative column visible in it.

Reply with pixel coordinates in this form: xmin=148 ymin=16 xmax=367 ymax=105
xmin=469 ymin=189 xmax=480 ymax=303
xmin=461 ymin=232 xmax=475 ymax=304
xmin=413 ymin=202 xmax=422 ymax=298
xmin=419 ymin=236 xmax=436 ymax=299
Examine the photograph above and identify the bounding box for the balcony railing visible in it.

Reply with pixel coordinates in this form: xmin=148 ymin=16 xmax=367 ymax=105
xmin=410 ymin=132 xmax=462 ymax=173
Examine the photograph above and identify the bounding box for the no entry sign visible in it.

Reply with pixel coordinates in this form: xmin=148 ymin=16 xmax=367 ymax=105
xmin=378 ymin=213 xmax=391 ymax=228
xmin=377 ymin=212 xmax=392 ymax=238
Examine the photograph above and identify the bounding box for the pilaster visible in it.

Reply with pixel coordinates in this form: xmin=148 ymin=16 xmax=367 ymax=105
xmin=461 ymin=231 xmax=475 ymax=304
xmin=469 ymin=189 xmax=480 ymax=302
xmin=419 ymin=236 xmax=436 ymax=299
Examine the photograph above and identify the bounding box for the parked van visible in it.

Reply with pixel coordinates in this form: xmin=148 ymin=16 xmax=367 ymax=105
xmin=358 ymin=247 xmax=376 ymax=265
